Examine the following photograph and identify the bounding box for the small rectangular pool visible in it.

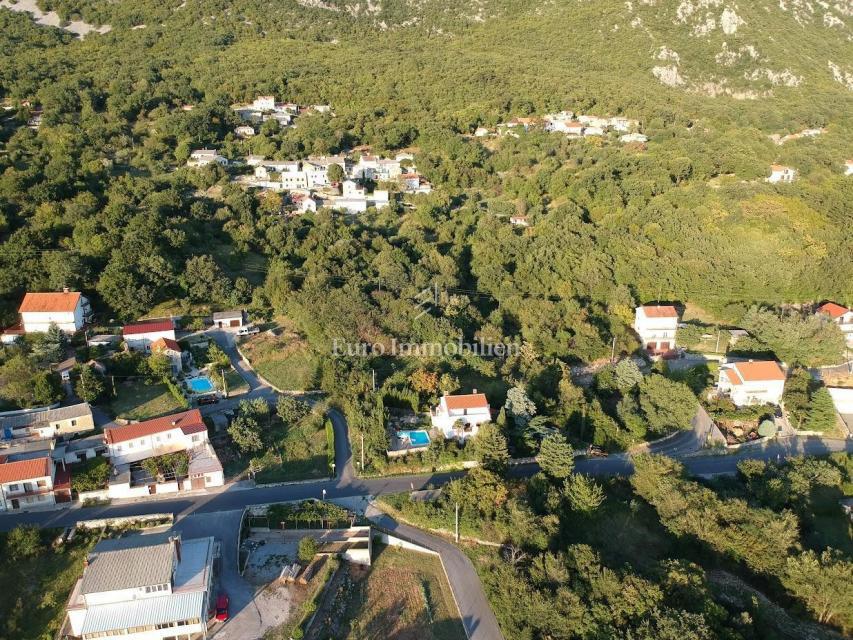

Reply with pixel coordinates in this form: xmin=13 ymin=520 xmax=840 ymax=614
xmin=187 ymin=377 xmax=215 ymax=394
xmin=398 ymin=430 xmax=430 ymax=448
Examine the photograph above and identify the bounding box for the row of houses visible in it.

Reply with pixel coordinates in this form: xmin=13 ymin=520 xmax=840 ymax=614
xmin=0 ymin=407 xmax=223 ymax=512
xmin=481 ymin=110 xmax=646 ymax=142
xmin=766 ymin=160 xmax=853 ymax=183
xmin=231 ymin=95 xmax=332 ymax=132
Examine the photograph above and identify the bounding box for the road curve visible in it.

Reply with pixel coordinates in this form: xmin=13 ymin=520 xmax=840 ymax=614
xmin=367 ymin=506 xmax=505 ymax=640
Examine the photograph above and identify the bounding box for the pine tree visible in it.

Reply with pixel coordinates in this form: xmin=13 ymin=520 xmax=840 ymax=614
xmin=805 ymin=387 xmax=838 ymax=432
xmin=537 ymin=433 xmax=575 ymax=480
xmin=563 ymin=473 xmax=605 ymax=514
xmin=472 ymin=422 xmax=509 ymax=474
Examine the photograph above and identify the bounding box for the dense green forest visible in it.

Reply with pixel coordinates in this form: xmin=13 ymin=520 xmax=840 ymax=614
xmin=383 ymin=452 xmax=853 ymax=638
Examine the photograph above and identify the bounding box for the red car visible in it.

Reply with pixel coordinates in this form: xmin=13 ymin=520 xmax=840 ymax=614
xmin=215 ymin=593 xmax=229 ymax=621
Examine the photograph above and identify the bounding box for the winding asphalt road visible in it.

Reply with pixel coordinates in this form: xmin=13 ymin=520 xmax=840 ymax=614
xmin=6 ymin=337 xmax=852 ymax=640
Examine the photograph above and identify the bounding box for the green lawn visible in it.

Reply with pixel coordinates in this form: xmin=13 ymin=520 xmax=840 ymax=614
xmin=109 ymin=380 xmax=186 ymax=420
xmin=240 ymin=331 xmax=320 ymax=391
xmin=220 ymin=369 xmax=250 ymax=395
xmin=253 ymin=412 xmax=330 ymax=483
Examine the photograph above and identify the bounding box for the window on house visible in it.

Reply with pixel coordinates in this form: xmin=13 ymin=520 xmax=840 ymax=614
xmin=8 ymin=484 xmax=18 ymax=492
xmin=71 ymin=419 xmax=77 ymax=427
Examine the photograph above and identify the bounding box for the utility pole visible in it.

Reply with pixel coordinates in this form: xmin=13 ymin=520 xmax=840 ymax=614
xmin=111 ymin=375 xmax=116 ymax=397
xmin=434 ymin=282 xmax=440 ymax=306
xmin=361 ymin=432 xmax=365 ymax=471
xmin=610 ymin=336 xmax=616 ymax=363
xmin=455 ymin=502 xmax=459 ymax=543
xmin=372 ymin=369 xmax=376 ymax=392
xmin=715 ymin=330 xmax=721 ymax=353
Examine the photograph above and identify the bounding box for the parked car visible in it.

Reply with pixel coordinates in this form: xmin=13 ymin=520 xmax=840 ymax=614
xmin=215 ymin=593 xmax=229 ymax=621
xmin=197 ymin=396 xmax=219 ymax=406
xmin=237 ymin=324 xmax=260 ymax=336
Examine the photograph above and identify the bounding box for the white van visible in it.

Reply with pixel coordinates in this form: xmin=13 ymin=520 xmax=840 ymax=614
xmin=237 ymin=325 xmax=260 ymax=336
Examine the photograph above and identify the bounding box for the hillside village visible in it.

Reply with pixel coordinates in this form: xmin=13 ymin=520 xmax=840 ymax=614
xmin=2 ymin=0 xmax=853 ymax=637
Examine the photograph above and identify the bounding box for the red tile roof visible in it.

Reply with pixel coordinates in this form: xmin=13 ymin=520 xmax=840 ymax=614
xmin=151 ymin=337 xmax=182 ymax=353
xmin=444 ymin=393 xmax=489 ymax=411
xmin=641 ymin=305 xmax=679 ymax=318
xmin=818 ymin=302 xmax=849 ymax=319
xmin=0 ymin=457 xmax=51 ymax=484
xmin=104 ymin=409 xmax=205 ymax=444
xmin=722 ymin=368 xmax=743 ymax=386
xmin=728 ymin=361 xmax=786 ymax=383
xmin=19 ymin=291 xmax=82 ymax=313
xmin=123 ymin=319 xmax=175 ymax=336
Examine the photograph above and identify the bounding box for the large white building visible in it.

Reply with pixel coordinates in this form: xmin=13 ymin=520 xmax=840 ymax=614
xmin=123 ymin=319 xmax=177 ymax=352
xmin=104 ymin=409 xmax=210 ymax=466
xmin=18 ymin=290 xmax=91 ymax=333
xmin=430 ymin=392 xmax=491 ymax=440
xmin=718 ymin=360 xmax=787 ymax=406
xmin=65 ymin=533 xmax=216 ymax=640
xmin=633 ymin=305 xmax=679 ymax=356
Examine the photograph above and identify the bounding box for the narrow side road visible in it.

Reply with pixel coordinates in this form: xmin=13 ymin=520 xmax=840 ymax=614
xmin=366 ymin=504 xmax=505 ymax=640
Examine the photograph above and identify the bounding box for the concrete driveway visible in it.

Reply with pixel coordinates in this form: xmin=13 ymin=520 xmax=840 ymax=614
xmin=172 ymin=509 xmax=294 ymax=640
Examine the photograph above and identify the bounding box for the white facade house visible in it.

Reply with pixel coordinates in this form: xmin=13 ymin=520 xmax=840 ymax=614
xmin=633 ymin=305 xmax=679 ymax=355
xmin=65 ymin=533 xmax=215 ymax=640
xmin=123 ymin=319 xmax=177 ymax=352
xmin=767 ymin=164 xmax=796 ymax=183
xmin=104 ymin=409 xmax=209 ymax=466
xmin=817 ymin=302 xmax=853 ymax=346
xmin=718 ymin=360 xmax=786 ymax=406
xmin=0 ymin=455 xmax=67 ymax=511
xmin=235 ymin=125 xmax=255 ymax=138
xmin=509 ymin=215 xmax=530 ymax=227
xmin=187 ymin=149 xmax=228 ymax=167
xmin=18 ymin=290 xmax=91 ymax=333
xmin=430 ymin=392 xmax=491 ymax=440
xmin=212 ymin=309 xmax=245 ymax=328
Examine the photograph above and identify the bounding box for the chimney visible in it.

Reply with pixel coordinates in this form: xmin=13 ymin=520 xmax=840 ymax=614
xmin=472 ymin=388 xmax=477 ymax=394
xmin=171 ymin=420 xmax=178 ymax=426
xmin=170 ymin=535 xmax=182 ymax=563
xmin=62 ymin=286 xmax=70 ymax=294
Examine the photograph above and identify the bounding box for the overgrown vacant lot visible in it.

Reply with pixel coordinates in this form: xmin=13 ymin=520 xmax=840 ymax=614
xmin=0 ymin=527 xmax=96 ymax=640
xmin=108 ymin=380 xmax=185 ymax=420
xmin=335 ymin=545 xmax=466 ymax=640
xmin=239 ymin=328 xmax=319 ymax=392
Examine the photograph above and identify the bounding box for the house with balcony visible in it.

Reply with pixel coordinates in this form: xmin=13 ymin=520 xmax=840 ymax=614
xmin=633 ymin=305 xmax=679 ymax=356
xmin=64 ymin=533 xmax=216 ymax=640
xmin=104 ymin=409 xmax=210 ymax=466
xmin=430 ymin=391 xmax=491 ymax=440
xmin=717 ymin=360 xmax=786 ymax=406
xmin=151 ymin=338 xmax=187 ymax=376
xmin=0 ymin=453 xmax=70 ymax=511
xmin=17 ymin=289 xmax=92 ymax=334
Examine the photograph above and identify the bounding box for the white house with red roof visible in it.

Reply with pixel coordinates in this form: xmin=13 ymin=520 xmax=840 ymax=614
xmin=634 ymin=305 xmax=679 ymax=356
xmin=17 ymin=289 xmax=91 ymax=333
xmin=817 ymin=302 xmax=853 ymax=346
xmin=123 ymin=318 xmax=177 ymax=352
xmin=0 ymin=455 xmax=68 ymax=511
xmin=104 ymin=409 xmax=209 ymax=465
xmin=431 ymin=391 xmax=491 ymax=440
xmin=151 ymin=337 xmax=187 ymax=375
xmin=718 ymin=360 xmax=787 ymax=406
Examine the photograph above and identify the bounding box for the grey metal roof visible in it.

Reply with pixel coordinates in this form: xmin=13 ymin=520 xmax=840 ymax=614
xmin=81 ymin=533 xmax=175 ymax=594
xmin=80 ymin=591 xmax=205 ymax=634
xmin=0 ymin=403 xmax=92 ymax=429
xmin=212 ymin=309 xmax=244 ymax=320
